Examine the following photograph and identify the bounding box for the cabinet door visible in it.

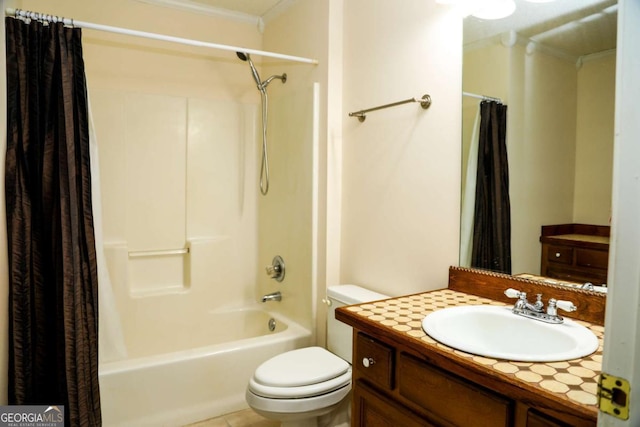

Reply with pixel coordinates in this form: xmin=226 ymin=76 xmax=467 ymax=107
xmin=398 ymin=353 xmax=513 ymax=426
xmin=527 ymin=409 xmax=573 ymax=427
xmin=353 ymin=380 xmax=436 ymax=427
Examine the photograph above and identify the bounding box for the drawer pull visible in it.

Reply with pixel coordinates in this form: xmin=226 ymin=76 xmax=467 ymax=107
xmin=362 ymin=357 xmax=375 ymax=368
xmin=555 ymin=252 xmax=561 ymax=258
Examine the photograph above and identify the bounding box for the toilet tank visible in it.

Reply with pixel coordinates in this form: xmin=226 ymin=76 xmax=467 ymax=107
xmin=326 ymin=285 xmax=389 ymax=363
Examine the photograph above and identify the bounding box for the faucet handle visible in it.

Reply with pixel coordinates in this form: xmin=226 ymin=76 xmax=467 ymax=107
xmin=556 ymin=300 xmax=577 ymax=312
xmin=266 ymin=255 xmax=285 ymax=282
xmin=504 ymin=288 xmax=522 ymax=299
xmin=265 ymin=264 xmax=280 ymax=277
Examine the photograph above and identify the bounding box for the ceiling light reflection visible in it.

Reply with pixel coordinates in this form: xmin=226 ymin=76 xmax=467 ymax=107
xmin=472 ymin=0 xmax=516 ymax=20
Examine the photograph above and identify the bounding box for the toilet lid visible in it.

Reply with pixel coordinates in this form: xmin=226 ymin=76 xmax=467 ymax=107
xmin=253 ymin=347 xmax=350 ymax=388
xmin=248 ymin=369 xmax=351 ymax=399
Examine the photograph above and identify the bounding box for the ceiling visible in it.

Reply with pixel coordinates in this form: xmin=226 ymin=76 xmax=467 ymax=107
xmin=180 ymin=0 xmax=289 ymax=17
xmin=464 ymin=0 xmax=618 ymax=58
xmin=147 ymin=0 xmax=617 ymax=59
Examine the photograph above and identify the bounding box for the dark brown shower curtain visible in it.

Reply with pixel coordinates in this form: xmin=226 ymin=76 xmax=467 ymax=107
xmin=5 ymin=17 xmax=101 ymax=426
xmin=471 ymin=100 xmax=511 ymax=274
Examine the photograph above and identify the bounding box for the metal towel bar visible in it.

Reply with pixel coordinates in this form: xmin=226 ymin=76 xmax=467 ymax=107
xmin=349 ymin=94 xmax=432 ymax=122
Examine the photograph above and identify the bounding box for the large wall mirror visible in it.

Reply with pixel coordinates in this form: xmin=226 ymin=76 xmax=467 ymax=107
xmin=460 ymin=0 xmax=617 ymax=286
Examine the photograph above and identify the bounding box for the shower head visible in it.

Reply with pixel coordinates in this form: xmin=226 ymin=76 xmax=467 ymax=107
xmin=236 ymin=51 xmax=287 ymax=91
xmin=236 ymin=51 xmax=264 ymax=92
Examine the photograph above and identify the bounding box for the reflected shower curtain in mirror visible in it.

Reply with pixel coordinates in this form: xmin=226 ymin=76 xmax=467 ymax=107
xmin=5 ymin=17 xmax=102 ymax=426
xmin=471 ymin=101 xmax=511 ymax=274
xmin=460 ymin=107 xmax=481 ymax=267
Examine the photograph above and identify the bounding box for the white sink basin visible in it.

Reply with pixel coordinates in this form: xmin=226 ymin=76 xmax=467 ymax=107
xmin=422 ymin=305 xmax=599 ymax=362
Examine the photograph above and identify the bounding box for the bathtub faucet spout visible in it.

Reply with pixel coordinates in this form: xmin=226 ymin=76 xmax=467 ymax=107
xmin=262 ymin=291 xmax=282 ymax=303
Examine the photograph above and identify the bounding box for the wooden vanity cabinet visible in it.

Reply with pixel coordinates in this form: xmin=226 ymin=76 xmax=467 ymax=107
xmin=353 ymin=382 xmax=430 ymax=427
xmin=540 ymin=224 xmax=610 ymax=285
xmin=351 ymin=331 xmax=595 ymax=427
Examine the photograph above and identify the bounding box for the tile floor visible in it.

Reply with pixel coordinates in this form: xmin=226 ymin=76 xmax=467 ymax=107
xmin=185 ymin=408 xmax=279 ymax=427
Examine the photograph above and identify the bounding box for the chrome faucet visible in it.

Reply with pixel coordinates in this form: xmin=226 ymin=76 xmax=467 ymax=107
xmin=504 ymin=288 xmax=576 ymax=324
xmin=261 ymin=291 xmax=282 ymax=302
xmin=513 ymin=291 xmax=544 ymax=313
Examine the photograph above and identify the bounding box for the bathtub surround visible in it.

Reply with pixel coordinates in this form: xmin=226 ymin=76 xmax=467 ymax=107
xmin=5 ymin=17 xmax=101 ymax=425
xmin=88 ymin=103 xmax=127 ymax=364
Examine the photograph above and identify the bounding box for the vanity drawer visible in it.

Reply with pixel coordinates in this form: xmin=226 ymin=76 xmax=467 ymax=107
xmin=355 ymin=333 xmax=394 ymax=390
xmin=398 ymin=353 xmax=513 ymax=427
xmin=546 ymin=245 xmax=573 ymax=265
xmin=576 ymin=248 xmax=608 ymax=270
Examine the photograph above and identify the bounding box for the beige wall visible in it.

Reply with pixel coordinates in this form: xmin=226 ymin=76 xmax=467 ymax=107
xmin=340 ymin=0 xmax=462 ymax=297
xmin=513 ymin=46 xmax=578 ymax=274
xmin=574 ymin=53 xmax=615 ymax=225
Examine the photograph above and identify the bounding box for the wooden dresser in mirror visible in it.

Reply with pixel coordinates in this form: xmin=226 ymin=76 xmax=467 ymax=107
xmin=540 ymin=224 xmax=610 ymax=286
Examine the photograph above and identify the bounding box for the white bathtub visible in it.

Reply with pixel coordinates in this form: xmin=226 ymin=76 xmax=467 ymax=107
xmin=99 ymin=307 xmax=312 ymax=427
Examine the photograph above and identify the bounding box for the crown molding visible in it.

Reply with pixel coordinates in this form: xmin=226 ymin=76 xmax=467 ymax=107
xmin=577 ymin=48 xmax=616 ymax=67
xmin=464 ymin=30 xmax=580 ymax=64
xmin=261 ymin=0 xmax=298 ymax=25
xmin=134 ymin=0 xmax=261 ymax=27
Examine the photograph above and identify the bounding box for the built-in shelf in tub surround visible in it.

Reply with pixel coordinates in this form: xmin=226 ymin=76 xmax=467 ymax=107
xmin=342 ymin=289 xmax=602 ymax=409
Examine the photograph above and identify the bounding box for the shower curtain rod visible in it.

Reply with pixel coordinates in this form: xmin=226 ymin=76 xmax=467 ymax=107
xmin=5 ymin=8 xmax=318 ymax=65
xmin=463 ymin=91 xmax=502 ymax=103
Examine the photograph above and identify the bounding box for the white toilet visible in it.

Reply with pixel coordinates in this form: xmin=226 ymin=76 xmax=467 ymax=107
xmin=245 ymin=285 xmax=388 ymax=427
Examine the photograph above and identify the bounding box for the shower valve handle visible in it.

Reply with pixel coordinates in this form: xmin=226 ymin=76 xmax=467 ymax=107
xmin=266 ymin=265 xmax=281 ymax=277
xmin=266 ymin=255 xmax=285 ymax=282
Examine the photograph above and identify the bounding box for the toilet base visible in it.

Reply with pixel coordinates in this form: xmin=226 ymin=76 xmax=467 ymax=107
xmin=280 ymin=419 xmax=319 ymax=427
xmin=275 ymin=396 xmax=350 ymax=427
xmin=316 ymin=395 xmax=350 ymax=427
xmin=249 ymin=390 xmax=351 ymax=427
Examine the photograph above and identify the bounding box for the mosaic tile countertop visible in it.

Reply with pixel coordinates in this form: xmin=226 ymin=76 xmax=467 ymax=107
xmin=344 ymin=289 xmax=603 ymax=409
